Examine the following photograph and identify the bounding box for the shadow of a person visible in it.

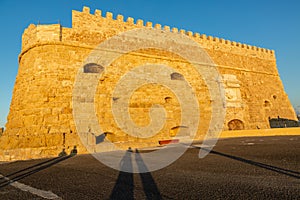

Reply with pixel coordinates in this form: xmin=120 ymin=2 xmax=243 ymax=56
xmin=70 ymin=146 xmax=78 ymax=156
xmin=58 ymin=148 xmax=67 ymax=157
xmin=0 ymin=155 xmax=71 ymax=188
xmin=110 ymin=148 xmax=134 ymax=200
xmin=135 ymin=149 xmax=162 ymax=200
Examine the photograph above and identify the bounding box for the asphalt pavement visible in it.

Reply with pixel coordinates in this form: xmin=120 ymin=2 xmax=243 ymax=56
xmin=0 ymin=135 xmax=299 ymax=199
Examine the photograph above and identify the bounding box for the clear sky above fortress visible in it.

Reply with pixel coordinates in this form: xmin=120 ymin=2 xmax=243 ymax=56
xmin=0 ymin=0 xmax=300 ymax=127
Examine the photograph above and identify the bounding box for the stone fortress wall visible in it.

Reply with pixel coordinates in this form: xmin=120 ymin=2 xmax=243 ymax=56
xmin=0 ymin=127 xmax=3 ymax=136
xmin=0 ymin=6 xmax=297 ymax=160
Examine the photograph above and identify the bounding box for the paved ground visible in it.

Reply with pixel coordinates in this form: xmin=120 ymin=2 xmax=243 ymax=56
xmin=0 ymin=135 xmax=299 ymax=199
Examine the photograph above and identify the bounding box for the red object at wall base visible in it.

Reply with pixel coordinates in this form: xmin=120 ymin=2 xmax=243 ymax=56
xmin=159 ymin=139 xmax=179 ymax=145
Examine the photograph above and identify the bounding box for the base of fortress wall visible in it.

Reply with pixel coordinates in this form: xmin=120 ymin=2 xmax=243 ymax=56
xmin=0 ymin=128 xmax=299 ymax=161
xmin=219 ymin=127 xmax=300 ymax=139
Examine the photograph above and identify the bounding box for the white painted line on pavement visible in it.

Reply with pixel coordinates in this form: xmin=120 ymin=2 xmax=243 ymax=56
xmin=0 ymin=174 xmax=62 ymax=199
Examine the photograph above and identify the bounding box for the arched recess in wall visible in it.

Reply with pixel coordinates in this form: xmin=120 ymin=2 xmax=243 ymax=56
xmin=83 ymin=63 xmax=104 ymax=73
xmin=228 ymin=119 xmax=244 ymax=130
xmin=165 ymin=97 xmax=172 ymax=103
xmin=170 ymin=72 xmax=184 ymax=81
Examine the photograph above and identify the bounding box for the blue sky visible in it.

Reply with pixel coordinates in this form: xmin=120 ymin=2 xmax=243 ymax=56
xmin=0 ymin=0 xmax=299 ymax=127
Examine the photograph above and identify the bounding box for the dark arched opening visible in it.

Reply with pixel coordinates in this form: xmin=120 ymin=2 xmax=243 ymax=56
xmin=83 ymin=63 xmax=104 ymax=73
xmin=228 ymin=119 xmax=244 ymax=130
xmin=170 ymin=72 xmax=184 ymax=81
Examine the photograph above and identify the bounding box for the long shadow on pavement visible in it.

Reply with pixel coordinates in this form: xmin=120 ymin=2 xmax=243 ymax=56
xmin=110 ymin=151 xmax=134 ymax=200
xmin=194 ymin=146 xmax=300 ymax=179
xmin=110 ymin=150 xmax=162 ymax=200
xmin=0 ymin=155 xmax=72 ymax=188
xmin=135 ymin=149 xmax=162 ymax=200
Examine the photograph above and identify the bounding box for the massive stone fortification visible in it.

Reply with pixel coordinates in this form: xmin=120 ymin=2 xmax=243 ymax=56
xmin=0 ymin=7 xmax=297 ymax=160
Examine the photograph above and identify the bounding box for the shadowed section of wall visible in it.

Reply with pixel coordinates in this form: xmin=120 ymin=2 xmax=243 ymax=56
xmin=269 ymin=117 xmax=300 ymax=128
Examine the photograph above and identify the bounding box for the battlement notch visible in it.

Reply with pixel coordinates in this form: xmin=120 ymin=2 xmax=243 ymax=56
xmin=73 ymin=6 xmax=274 ymax=54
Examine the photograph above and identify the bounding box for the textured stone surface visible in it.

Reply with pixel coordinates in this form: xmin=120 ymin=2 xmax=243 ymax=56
xmin=0 ymin=6 xmax=297 ymax=161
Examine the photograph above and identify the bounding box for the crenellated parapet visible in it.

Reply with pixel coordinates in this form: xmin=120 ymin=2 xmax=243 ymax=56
xmin=71 ymin=6 xmax=274 ymax=56
xmin=21 ymin=6 xmax=275 ymax=62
